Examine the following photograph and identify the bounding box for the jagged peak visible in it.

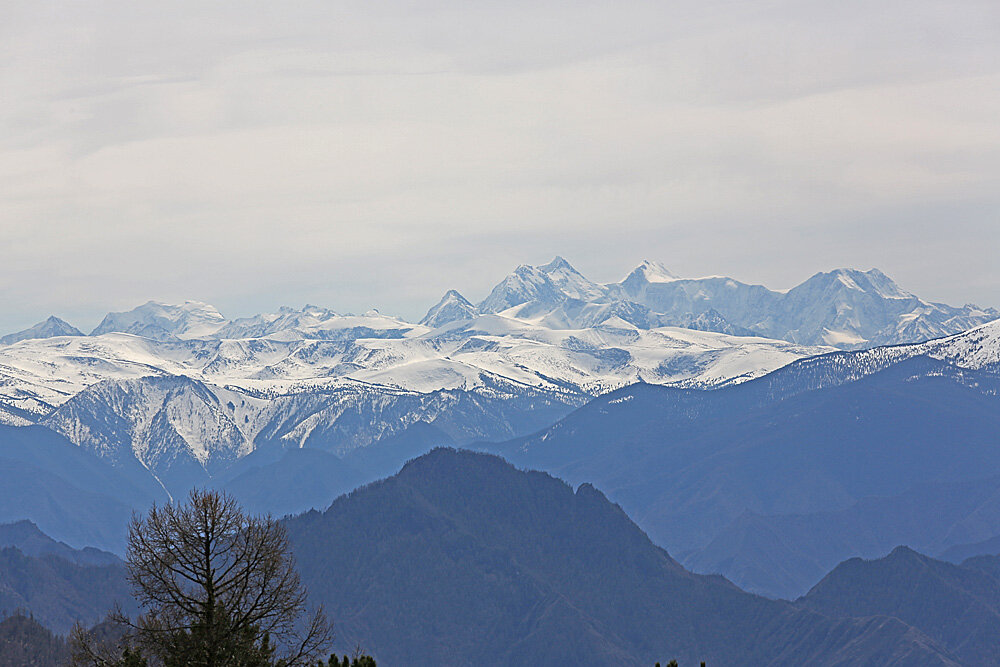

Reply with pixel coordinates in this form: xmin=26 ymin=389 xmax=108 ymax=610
xmin=441 ymin=289 xmax=473 ymax=304
xmin=1 ymin=315 xmax=84 ymax=345
xmin=540 ymin=255 xmax=578 ymax=273
xmin=633 ymin=260 xmax=679 ymax=283
xmin=421 ymin=289 xmax=479 ymax=327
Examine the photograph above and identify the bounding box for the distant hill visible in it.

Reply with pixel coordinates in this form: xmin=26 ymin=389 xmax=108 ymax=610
xmin=285 ymin=448 xmax=957 ymax=666
xmin=940 ymin=536 xmax=1000 ymax=564
xmin=684 ymin=473 xmax=1000 ymax=599
xmin=0 ymin=520 xmax=119 ymax=567
xmin=0 ymin=547 xmax=133 ymax=635
xmin=800 ymin=547 xmax=1000 ymax=665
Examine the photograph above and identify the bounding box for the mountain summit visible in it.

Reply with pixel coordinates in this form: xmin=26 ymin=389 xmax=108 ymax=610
xmin=476 ymin=256 xmax=607 ymax=315
xmin=420 ymin=290 xmax=478 ymax=327
xmin=90 ymin=301 xmax=227 ymax=340
xmin=0 ymin=316 xmax=83 ymax=345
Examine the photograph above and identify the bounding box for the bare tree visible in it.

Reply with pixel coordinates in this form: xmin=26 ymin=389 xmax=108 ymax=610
xmin=87 ymin=489 xmax=331 ymax=666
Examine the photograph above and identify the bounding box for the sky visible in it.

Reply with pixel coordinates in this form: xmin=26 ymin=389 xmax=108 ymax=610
xmin=2 ymin=0 xmax=999 ymax=332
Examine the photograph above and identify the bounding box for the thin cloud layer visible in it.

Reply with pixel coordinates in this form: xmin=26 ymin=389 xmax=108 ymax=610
xmin=2 ymin=0 xmax=998 ymax=331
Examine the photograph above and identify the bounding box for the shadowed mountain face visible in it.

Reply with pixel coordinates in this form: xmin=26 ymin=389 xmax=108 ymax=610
xmin=0 ymin=546 xmax=133 ymax=635
xmin=800 ymin=548 xmax=1000 ymax=666
xmin=284 ymin=448 xmax=957 ymax=666
xmin=493 ymin=351 xmax=1000 ymax=599
xmin=0 ymin=425 xmax=168 ymax=553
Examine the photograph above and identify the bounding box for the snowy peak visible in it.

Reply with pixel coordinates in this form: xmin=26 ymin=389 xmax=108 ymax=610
xmin=1 ymin=316 xmax=83 ymax=345
xmin=478 ymin=257 xmax=608 ymax=314
xmin=796 ymin=268 xmax=912 ymax=300
xmin=478 ymin=264 xmax=559 ymax=313
xmin=420 ymin=290 xmax=479 ymax=328
xmin=626 ymin=260 xmax=679 ymax=284
xmin=538 ymin=256 xmax=608 ymax=302
xmin=217 ymin=305 xmax=339 ymax=339
xmin=91 ymin=301 xmax=226 ymax=340
xmin=778 ymin=268 xmax=995 ymax=347
xmin=618 ymin=260 xmax=680 ymax=299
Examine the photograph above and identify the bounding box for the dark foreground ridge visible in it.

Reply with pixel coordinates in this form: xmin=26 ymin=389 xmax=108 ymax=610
xmin=285 ymin=448 xmax=958 ymax=666
xmin=5 ymin=447 xmax=996 ymax=665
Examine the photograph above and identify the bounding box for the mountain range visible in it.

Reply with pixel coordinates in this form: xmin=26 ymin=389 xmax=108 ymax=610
xmin=0 ymin=449 xmax=971 ymax=666
xmin=6 ymin=426 xmax=1000 ymax=663
xmin=0 ymin=258 xmax=994 ymax=498
xmin=1 ymin=256 xmax=999 ymax=649
xmin=444 ymin=258 xmax=996 ymax=348
xmin=12 ymin=316 xmax=996 ymax=588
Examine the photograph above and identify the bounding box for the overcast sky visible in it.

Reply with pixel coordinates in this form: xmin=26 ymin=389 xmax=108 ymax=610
xmin=2 ymin=0 xmax=998 ymax=332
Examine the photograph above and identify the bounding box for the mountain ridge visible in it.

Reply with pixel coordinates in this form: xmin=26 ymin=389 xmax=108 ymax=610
xmin=284 ymin=447 xmax=961 ymax=666
xmin=0 ymin=260 xmax=994 ymax=542
xmin=7 ymin=258 xmax=993 ymax=349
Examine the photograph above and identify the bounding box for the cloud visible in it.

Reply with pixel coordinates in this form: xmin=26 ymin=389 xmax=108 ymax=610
xmin=1 ymin=0 xmax=998 ymax=331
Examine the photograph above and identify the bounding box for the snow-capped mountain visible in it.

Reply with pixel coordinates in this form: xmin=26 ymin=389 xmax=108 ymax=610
xmin=35 ymin=372 xmax=578 ymax=496
xmin=42 ymin=376 xmax=254 ymax=493
xmin=0 ymin=316 xmax=83 ymax=345
xmin=913 ymin=316 xmax=1000 ymax=370
xmin=91 ymin=300 xmax=227 ymax=340
xmin=710 ymin=316 xmax=1000 ymax=404
xmin=420 ymin=290 xmax=478 ymax=328
xmin=0 ymin=307 xmax=825 ymax=490
xmin=425 ymin=259 xmax=996 ymax=349
xmin=0 ymin=314 xmax=824 ymax=420
xmin=478 ymin=256 xmax=608 ymax=314
xmin=0 ymin=257 xmax=994 ymax=496
xmin=772 ymin=268 xmax=994 ymax=347
xmin=617 ymin=259 xmax=679 ymax=295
